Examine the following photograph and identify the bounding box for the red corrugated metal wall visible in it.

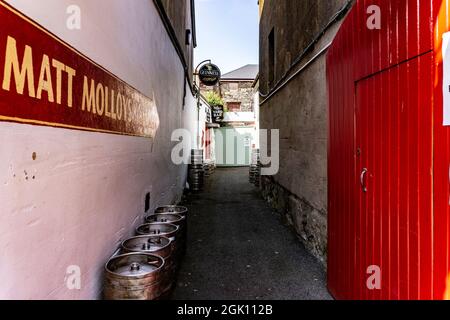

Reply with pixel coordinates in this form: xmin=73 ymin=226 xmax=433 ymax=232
xmin=327 ymin=0 xmax=450 ymax=300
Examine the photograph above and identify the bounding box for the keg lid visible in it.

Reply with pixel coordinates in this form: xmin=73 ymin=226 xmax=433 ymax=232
xmin=136 ymin=223 xmax=179 ymax=236
xmin=155 ymin=205 xmax=188 ymax=215
xmin=145 ymin=213 xmax=184 ymax=225
xmin=122 ymin=235 xmax=171 ymax=253
xmin=105 ymin=253 xmax=164 ymax=278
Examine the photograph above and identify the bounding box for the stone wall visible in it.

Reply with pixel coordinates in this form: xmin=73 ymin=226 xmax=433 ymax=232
xmin=260 ymin=176 xmax=327 ymax=265
xmin=220 ymin=81 xmax=255 ymax=112
xmin=259 ymin=0 xmax=352 ymax=265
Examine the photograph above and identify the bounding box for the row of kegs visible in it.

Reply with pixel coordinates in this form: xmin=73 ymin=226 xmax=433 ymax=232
xmin=203 ymin=160 xmax=216 ymax=178
xmin=249 ymin=149 xmax=261 ymax=187
xmin=104 ymin=205 xmax=188 ymax=300
xmin=189 ymin=149 xmax=204 ymax=192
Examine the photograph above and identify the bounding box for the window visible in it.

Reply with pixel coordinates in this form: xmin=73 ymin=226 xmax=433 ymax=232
xmin=268 ymin=28 xmax=275 ymax=86
xmin=144 ymin=193 xmax=150 ymax=213
xmin=229 ymin=83 xmax=239 ymax=91
xmin=227 ymin=102 xmax=241 ymax=112
xmin=185 ymin=29 xmax=191 ymax=46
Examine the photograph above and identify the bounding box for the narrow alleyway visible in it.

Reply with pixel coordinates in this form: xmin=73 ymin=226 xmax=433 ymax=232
xmin=172 ymin=168 xmax=331 ymax=300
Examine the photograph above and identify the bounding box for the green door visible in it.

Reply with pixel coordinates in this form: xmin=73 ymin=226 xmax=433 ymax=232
xmin=214 ymin=127 xmax=253 ymax=167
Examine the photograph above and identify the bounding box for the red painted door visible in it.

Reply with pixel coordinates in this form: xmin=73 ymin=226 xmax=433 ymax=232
xmin=354 ymin=53 xmax=434 ymax=299
xmin=205 ymin=128 xmax=211 ymax=161
xmin=326 ymin=0 xmax=450 ymax=300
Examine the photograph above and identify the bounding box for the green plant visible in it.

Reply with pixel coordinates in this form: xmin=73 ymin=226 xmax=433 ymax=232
xmin=205 ymin=91 xmax=224 ymax=107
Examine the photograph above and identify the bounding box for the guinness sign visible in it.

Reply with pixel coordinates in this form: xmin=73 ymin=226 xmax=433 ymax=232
xmin=198 ymin=63 xmax=221 ymax=86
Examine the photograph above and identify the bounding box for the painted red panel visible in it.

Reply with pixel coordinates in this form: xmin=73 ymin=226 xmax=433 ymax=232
xmin=327 ymin=0 xmax=450 ymax=300
xmin=433 ymin=0 xmax=450 ymax=301
xmin=0 ymin=1 xmax=159 ymax=137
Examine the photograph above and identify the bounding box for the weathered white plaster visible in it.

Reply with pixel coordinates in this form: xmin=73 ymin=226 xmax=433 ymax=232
xmin=0 ymin=0 xmax=196 ymax=299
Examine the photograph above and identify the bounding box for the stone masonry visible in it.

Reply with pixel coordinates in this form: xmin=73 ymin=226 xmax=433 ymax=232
xmin=260 ymin=176 xmax=327 ymax=266
xmin=220 ymin=81 xmax=255 ymax=112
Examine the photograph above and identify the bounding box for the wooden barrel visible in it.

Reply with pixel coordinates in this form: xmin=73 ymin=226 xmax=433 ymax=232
xmin=104 ymin=253 xmax=165 ymax=300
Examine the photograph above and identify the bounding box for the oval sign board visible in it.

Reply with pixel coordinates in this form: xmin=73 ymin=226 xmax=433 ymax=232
xmin=199 ymin=63 xmax=221 ymax=86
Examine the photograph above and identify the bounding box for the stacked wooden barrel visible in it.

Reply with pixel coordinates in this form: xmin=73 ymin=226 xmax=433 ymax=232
xmin=104 ymin=205 xmax=189 ymax=300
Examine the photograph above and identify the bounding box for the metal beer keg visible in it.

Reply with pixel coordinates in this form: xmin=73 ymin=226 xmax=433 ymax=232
xmin=104 ymin=253 xmax=165 ymax=300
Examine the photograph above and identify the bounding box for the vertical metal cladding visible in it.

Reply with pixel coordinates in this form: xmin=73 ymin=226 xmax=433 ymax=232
xmin=327 ymin=0 xmax=450 ymax=300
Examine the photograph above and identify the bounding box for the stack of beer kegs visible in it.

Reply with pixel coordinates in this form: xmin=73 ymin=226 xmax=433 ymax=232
xmin=203 ymin=160 xmax=215 ymax=177
xmin=104 ymin=205 xmax=189 ymax=300
xmin=189 ymin=149 xmax=204 ymax=192
xmin=249 ymin=149 xmax=261 ymax=186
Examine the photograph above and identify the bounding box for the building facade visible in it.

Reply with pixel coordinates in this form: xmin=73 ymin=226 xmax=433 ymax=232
xmin=0 ymin=0 xmax=198 ymax=299
xmin=258 ymin=0 xmax=351 ymax=264
xmin=200 ymin=65 xmax=259 ymax=167
xmin=220 ymin=64 xmax=258 ymax=113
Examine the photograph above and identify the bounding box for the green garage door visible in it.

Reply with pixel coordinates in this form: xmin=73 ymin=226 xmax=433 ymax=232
xmin=214 ymin=127 xmax=253 ymax=167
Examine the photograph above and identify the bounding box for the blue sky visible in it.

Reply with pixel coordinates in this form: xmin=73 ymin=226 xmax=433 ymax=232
xmin=194 ymin=0 xmax=259 ymax=74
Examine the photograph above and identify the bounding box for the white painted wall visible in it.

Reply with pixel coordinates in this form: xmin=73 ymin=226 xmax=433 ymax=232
xmin=198 ymin=98 xmax=210 ymax=150
xmin=183 ymin=94 xmax=212 ymax=152
xmin=223 ymin=112 xmax=256 ymax=123
xmin=0 ymin=0 xmax=197 ymax=299
xmin=253 ymin=85 xmax=260 ymax=149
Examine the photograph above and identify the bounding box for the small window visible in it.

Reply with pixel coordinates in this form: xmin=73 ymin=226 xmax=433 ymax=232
xmin=145 ymin=193 xmax=151 ymax=213
xmin=268 ymin=28 xmax=275 ymax=86
xmin=227 ymin=102 xmax=241 ymax=112
xmin=229 ymin=83 xmax=239 ymax=91
xmin=186 ymin=29 xmax=191 ymax=46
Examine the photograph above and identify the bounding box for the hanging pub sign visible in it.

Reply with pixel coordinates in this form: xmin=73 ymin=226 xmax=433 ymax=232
xmin=198 ymin=63 xmax=221 ymax=86
xmin=0 ymin=2 xmax=159 ymax=138
xmin=212 ymin=105 xmax=224 ymax=123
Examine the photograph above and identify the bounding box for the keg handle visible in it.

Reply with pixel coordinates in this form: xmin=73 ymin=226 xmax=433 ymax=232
xmin=148 ymin=238 xmax=161 ymax=245
xmin=130 ymin=262 xmax=141 ymax=272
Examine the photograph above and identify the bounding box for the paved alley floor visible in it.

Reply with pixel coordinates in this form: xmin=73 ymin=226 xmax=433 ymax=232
xmin=172 ymin=167 xmax=332 ymax=300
